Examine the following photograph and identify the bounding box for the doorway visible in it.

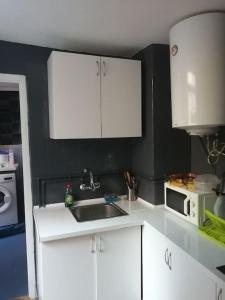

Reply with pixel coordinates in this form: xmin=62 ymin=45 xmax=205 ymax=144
xmin=0 ymin=74 xmax=35 ymax=299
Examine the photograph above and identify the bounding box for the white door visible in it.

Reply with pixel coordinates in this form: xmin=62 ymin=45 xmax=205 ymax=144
xmin=143 ymin=224 xmax=172 ymax=300
xmin=170 ymin=243 xmax=215 ymax=300
xmin=48 ymin=51 xmax=101 ymax=138
xmin=97 ymin=226 xmax=141 ymax=300
xmin=41 ymin=235 xmax=96 ymax=300
xmin=100 ymin=57 xmax=142 ymax=138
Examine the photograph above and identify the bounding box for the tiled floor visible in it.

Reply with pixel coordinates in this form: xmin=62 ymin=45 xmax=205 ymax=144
xmin=0 ymin=233 xmax=28 ymax=300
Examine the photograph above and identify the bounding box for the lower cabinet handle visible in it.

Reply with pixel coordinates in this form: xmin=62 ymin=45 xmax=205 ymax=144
xmin=164 ymin=248 xmax=169 ymax=265
xmin=90 ymin=236 xmax=96 ymax=253
xmin=168 ymin=252 xmax=172 ymax=271
xmin=99 ymin=236 xmax=103 ymax=252
xmin=96 ymin=60 xmax=100 ymax=76
xmin=218 ymin=288 xmax=222 ymax=300
xmin=102 ymin=61 xmax=106 ymax=76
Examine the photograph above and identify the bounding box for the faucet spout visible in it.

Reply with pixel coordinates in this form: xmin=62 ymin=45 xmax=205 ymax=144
xmin=80 ymin=169 xmax=101 ymax=192
xmin=89 ymin=171 xmax=94 ymax=189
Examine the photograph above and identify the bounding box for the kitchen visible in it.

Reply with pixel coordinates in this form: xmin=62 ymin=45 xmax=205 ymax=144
xmin=0 ymin=1 xmax=225 ymax=300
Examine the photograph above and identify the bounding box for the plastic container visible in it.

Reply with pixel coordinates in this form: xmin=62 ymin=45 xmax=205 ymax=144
xmin=104 ymin=194 xmax=119 ymax=203
xmin=8 ymin=148 xmax=15 ymax=165
xmin=195 ymin=174 xmax=220 ymax=192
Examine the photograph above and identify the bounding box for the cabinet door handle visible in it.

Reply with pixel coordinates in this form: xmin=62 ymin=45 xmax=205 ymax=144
xmin=96 ymin=60 xmax=100 ymax=76
xmin=99 ymin=236 xmax=103 ymax=252
xmin=218 ymin=288 xmax=222 ymax=300
xmin=102 ymin=61 xmax=106 ymax=76
xmin=90 ymin=236 xmax=96 ymax=253
xmin=164 ymin=248 xmax=169 ymax=266
xmin=168 ymin=252 xmax=172 ymax=270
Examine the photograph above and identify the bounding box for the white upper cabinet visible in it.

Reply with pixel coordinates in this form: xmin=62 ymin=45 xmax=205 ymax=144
xmin=48 ymin=52 xmax=101 ymax=139
xmin=101 ymin=57 xmax=142 ymax=138
xmin=48 ymin=51 xmax=142 ymax=139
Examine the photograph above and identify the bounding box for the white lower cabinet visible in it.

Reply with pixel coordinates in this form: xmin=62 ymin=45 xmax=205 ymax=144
xmin=143 ymin=224 xmax=216 ymax=300
xmin=36 ymin=226 xmax=141 ymax=300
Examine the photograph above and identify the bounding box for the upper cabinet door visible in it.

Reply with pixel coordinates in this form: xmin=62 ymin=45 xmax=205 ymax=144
xmin=101 ymin=57 xmax=142 ymax=138
xmin=48 ymin=51 xmax=101 ymax=139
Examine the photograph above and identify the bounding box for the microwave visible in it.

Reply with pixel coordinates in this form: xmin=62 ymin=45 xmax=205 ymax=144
xmin=164 ymin=183 xmax=217 ymax=226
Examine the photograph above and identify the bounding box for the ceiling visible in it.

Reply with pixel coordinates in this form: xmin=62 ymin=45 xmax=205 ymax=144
xmin=0 ymin=0 xmax=224 ymax=57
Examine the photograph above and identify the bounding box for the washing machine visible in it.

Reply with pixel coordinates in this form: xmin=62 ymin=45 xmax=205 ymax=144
xmin=0 ymin=173 xmax=18 ymax=227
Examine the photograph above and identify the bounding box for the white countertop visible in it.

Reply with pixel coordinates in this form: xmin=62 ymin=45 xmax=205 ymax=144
xmin=34 ymin=197 xmax=225 ymax=284
xmin=33 ymin=198 xmax=146 ymax=242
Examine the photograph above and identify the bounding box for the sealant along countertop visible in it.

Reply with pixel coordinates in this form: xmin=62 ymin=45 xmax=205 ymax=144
xmin=34 ymin=198 xmax=225 ymax=284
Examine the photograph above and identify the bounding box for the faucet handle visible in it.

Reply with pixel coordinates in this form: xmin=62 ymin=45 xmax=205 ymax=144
xmin=92 ymin=181 xmax=101 ymax=191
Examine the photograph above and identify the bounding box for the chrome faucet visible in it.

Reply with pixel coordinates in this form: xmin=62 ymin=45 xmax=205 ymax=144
xmin=80 ymin=168 xmax=101 ymax=192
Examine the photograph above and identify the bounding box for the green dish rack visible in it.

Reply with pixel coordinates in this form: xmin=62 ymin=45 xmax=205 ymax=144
xmin=199 ymin=210 xmax=225 ymax=247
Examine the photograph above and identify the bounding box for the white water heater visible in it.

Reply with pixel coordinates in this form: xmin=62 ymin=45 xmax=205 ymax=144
xmin=170 ymin=12 xmax=225 ymax=136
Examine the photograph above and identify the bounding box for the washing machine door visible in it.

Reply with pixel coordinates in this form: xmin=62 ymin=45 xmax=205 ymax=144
xmin=0 ymin=186 xmax=12 ymax=213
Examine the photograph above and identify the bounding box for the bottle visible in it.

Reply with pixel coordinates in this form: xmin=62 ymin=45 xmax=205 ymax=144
xmin=8 ymin=148 xmax=14 ymax=166
xmin=64 ymin=183 xmax=75 ymax=207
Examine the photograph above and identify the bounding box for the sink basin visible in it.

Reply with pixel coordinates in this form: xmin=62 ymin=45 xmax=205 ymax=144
xmin=70 ymin=202 xmax=128 ymax=222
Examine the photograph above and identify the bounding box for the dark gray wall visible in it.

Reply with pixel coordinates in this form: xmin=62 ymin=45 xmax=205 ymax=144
xmin=0 ymin=41 xmax=132 ymax=205
xmin=132 ymin=44 xmax=191 ymax=204
xmin=0 ymin=91 xmax=21 ymax=145
xmin=0 ymin=41 xmax=192 ymax=207
xmin=191 ymin=136 xmax=225 ymax=178
xmin=12 ymin=144 xmax=24 ymax=222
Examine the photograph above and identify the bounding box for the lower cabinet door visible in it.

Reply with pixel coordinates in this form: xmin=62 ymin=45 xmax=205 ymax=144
xmin=143 ymin=223 xmax=215 ymax=300
xmin=170 ymin=243 xmax=215 ymax=300
xmin=40 ymin=235 xmax=96 ymax=300
xmin=143 ymin=224 xmax=172 ymax=300
xmin=96 ymin=226 xmax=141 ymax=300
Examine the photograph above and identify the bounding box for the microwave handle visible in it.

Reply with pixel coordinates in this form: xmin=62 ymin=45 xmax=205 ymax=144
xmin=184 ymin=196 xmax=191 ymax=216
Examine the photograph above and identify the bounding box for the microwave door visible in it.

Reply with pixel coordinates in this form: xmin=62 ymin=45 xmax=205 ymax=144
xmin=166 ymin=189 xmax=190 ymax=216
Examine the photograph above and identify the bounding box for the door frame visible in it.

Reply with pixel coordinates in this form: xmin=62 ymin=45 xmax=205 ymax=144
xmin=0 ymin=73 xmax=36 ymax=298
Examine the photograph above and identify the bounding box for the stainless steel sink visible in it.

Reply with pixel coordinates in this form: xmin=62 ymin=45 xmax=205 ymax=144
xmin=70 ymin=202 xmax=128 ymax=222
